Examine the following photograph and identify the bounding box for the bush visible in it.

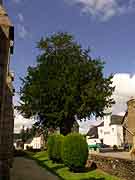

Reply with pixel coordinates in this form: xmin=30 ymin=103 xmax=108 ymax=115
xmin=47 ymin=134 xmax=56 ymax=160
xmin=48 ymin=134 xmax=64 ymax=162
xmin=26 ymin=146 xmax=33 ymax=151
xmin=52 ymin=134 xmax=64 ymax=162
xmin=113 ymin=145 xmax=118 ymax=151
xmin=62 ymin=133 xmax=88 ymax=172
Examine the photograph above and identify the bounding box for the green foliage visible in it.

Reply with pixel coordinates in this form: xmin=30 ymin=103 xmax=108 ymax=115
xmin=47 ymin=134 xmax=56 ymax=160
xmin=62 ymin=133 xmax=88 ymax=172
xmin=26 ymin=146 xmax=33 ymax=151
xmin=20 ymin=125 xmax=37 ymax=143
xmin=52 ymin=134 xmax=64 ymax=162
xmin=113 ymin=145 xmax=118 ymax=151
xmin=48 ymin=134 xmax=64 ymax=163
xmin=18 ymin=32 xmax=115 ymax=135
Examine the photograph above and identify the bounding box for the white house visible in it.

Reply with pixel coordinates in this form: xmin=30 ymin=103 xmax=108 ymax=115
xmin=14 ymin=139 xmax=23 ymax=150
xmin=24 ymin=134 xmax=44 ymax=150
xmin=86 ymin=125 xmax=101 ymax=146
xmin=98 ymin=114 xmax=123 ymax=146
xmin=86 ymin=113 xmax=124 ymax=147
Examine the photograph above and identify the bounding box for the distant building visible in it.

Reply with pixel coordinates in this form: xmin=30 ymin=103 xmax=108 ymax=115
xmin=98 ymin=114 xmax=123 ymax=146
xmin=86 ymin=125 xmax=102 ymax=145
xmin=24 ymin=133 xmax=44 ymax=150
xmin=86 ymin=114 xmax=124 ymax=147
xmin=14 ymin=139 xmax=23 ymax=150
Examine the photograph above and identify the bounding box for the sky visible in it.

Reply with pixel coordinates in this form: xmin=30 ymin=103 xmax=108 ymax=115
xmin=4 ymin=0 xmax=135 ymax=133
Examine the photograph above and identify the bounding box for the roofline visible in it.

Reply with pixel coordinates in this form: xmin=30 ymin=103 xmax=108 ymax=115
xmin=121 ymin=111 xmax=128 ymax=125
xmin=127 ymin=98 xmax=135 ymax=105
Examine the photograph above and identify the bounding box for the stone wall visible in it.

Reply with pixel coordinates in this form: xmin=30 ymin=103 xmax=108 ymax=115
xmin=0 ymin=7 xmax=14 ymax=178
xmin=126 ymin=99 xmax=135 ymax=144
xmin=90 ymin=154 xmax=135 ymax=180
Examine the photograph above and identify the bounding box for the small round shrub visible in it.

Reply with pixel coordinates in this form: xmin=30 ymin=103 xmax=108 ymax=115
xmin=113 ymin=145 xmax=118 ymax=151
xmin=62 ymin=133 xmax=88 ymax=172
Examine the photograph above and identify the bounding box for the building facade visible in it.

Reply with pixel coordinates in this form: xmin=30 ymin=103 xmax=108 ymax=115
xmin=0 ymin=1 xmax=14 ymax=179
xmin=98 ymin=114 xmax=123 ymax=146
xmin=123 ymin=98 xmax=135 ymax=145
xmin=86 ymin=114 xmax=123 ymax=147
xmin=24 ymin=134 xmax=44 ymax=150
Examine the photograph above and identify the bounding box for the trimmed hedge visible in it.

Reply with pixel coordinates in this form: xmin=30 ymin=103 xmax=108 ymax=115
xmin=52 ymin=134 xmax=64 ymax=162
xmin=62 ymin=133 xmax=88 ymax=172
xmin=47 ymin=134 xmax=56 ymax=160
xmin=47 ymin=134 xmax=64 ymax=162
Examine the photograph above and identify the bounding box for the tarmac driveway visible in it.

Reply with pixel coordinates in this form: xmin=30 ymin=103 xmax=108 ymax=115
xmin=11 ymin=157 xmax=59 ymax=180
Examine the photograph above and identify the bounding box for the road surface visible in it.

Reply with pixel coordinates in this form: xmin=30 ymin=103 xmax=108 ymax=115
xmin=11 ymin=157 xmax=59 ymax=180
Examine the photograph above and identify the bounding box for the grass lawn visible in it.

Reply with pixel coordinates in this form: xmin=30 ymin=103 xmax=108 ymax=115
xmin=28 ymin=151 xmax=122 ymax=180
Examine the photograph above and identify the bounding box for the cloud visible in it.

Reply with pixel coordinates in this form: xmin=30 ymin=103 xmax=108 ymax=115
xmin=17 ymin=24 xmax=29 ymax=39
xmin=12 ymin=0 xmax=22 ymax=4
xmin=16 ymin=11 xmax=31 ymax=39
xmin=13 ymin=94 xmax=20 ymax=106
xmin=112 ymin=73 xmax=135 ymax=114
xmin=18 ymin=13 xmax=24 ymax=22
xmin=14 ymin=110 xmax=34 ymax=133
xmin=14 ymin=96 xmax=34 ymax=133
xmin=78 ymin=118 xmax=103 ymax=134
xmin=65 ymin=0 xmax=135 ymax=21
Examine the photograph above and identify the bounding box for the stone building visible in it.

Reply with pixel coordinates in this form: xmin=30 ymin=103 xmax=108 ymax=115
xmin=0 ymin=1 xmax=14 ymax=179
xmin=123 ymin=98 xmax=135 ymax=145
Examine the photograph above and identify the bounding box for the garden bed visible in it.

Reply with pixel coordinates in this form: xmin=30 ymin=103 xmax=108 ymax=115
xmin=27 ymin=151 xmax=123 ymax=180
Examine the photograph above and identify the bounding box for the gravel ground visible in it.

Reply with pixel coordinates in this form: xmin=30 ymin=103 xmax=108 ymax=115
xmin=11 ymin=157 xmax=59 ymax=180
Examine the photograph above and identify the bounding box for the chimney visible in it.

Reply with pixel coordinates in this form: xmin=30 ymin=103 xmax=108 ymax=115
xmin=0 ymin=0 xmax=3 ymax=5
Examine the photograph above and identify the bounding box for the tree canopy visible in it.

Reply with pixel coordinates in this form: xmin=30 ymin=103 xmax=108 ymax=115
xmin=18 ymin=32 xmax=115 ymax=135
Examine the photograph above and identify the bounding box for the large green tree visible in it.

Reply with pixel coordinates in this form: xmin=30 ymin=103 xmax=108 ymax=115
xmin=18 ymin=32 xmax=115 ymax=135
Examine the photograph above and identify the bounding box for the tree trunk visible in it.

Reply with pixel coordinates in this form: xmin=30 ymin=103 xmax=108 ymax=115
xmin=60 ymin=116 xmax=74 ymax=136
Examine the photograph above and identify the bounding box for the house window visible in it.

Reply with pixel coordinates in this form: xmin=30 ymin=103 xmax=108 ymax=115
xmin=104 ymin=131 xmax=110 ymax=135
xmin=100 ymin=129 xmax=103 ymax=134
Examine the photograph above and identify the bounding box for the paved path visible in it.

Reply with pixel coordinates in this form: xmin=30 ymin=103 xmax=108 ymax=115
xmin=99 ymin=152 xmax=131 ymax=160
xmin=90 ymin=151 xmax=131 ymax=160
xmin=11 ymin=157 xmax=59 ymax=180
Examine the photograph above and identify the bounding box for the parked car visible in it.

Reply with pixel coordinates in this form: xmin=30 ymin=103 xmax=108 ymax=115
xmin=88 ymin=143 xmax=110 ymax=150
xmin=88 ymin=144 xmax=99 ymax=151
xmin=123 ymin=143 xmax=132 ymax=151
xmin=96 ymin=143 xmax=110 ymax=148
